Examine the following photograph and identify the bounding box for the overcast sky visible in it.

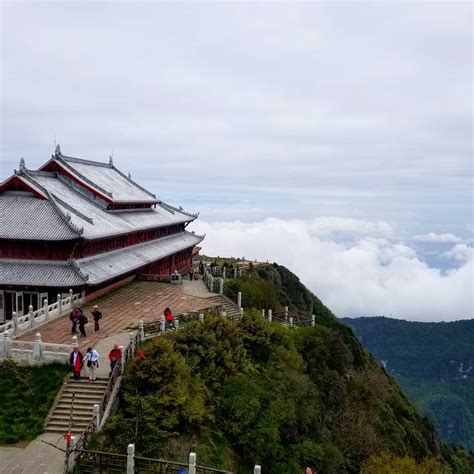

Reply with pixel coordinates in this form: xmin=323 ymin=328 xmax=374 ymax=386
xmin=1 ymin=2 xmax=472 ymax=321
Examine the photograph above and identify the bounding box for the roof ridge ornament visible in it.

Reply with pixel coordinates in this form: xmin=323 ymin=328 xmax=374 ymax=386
xmin=128 ymin=172 xmax=131 ymax=179
xmin=109 ymin=155 xmax=113 ymax=167
xmin=55 ymin=144 xmax=61 ymax=156
xmin=19 ymin=158 xmax=25 ymax=173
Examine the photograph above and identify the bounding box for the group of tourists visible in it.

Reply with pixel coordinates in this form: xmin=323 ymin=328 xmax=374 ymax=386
xmin=68 ymin=304 xmax=175 ymax=381
xmin=70 ymin=305 xmax=103 ymax=336
xmin=69 ymin=344 xmax=122 ymax=380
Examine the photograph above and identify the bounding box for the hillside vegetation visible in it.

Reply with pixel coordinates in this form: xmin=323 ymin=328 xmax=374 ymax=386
xmin=0 ymin=361 xmax=68 ymax=444
xmin=99 ymin=263 xmax=473 ymax=473
xmin=342 ymin=316 xmax=474 ymax=452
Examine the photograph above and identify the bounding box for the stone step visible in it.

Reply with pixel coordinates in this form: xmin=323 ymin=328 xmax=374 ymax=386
xmin=58 ymin=400 xmax=103 ymax=409
xmin=50 ymin=413 xmax=93 ymax=423
xmin=63 ymin=388 xmax=107 ymax=396
xmin=52 ymin=407 xmax=96 ymax=416
xmin=47 ymin=420 xmax=91 ymax=428
xmin=64 ymin=380 xmax=109 ymax=387
xmin=45 ymin=423 xmax=90 ymax=433
xmin=61 ymin=394 xmax=104 ymax=402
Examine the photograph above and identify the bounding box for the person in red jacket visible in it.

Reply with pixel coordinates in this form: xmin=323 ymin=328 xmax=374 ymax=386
xmin=164 ymin=307 xmax=174 ymax=325
xmin=108 ymin=344 xmax=122 ymax=377
xmin=69 ymin=347 xmax=83 ymax=380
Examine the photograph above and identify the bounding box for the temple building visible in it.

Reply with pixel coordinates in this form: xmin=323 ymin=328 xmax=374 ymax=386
xmin=0 ymin=145 xmax=204 ymax=322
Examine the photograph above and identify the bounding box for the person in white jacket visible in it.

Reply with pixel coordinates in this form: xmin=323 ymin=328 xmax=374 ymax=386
xmin=84 ymin=347 xmax=100 ymax=381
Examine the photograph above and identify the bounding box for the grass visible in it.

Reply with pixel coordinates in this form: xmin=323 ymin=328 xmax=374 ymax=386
xmin=0 ymin=360 xmax=69 ymax=444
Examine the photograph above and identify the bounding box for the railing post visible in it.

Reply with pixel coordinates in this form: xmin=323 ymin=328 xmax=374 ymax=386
xmin=80 ymin=289 xmax=86 ymax=304
xmin=311 ymin=314 xmax=315 ymax=327
xmin=199 ymin=313 xmax=204 ymax=322
xmin=129 ymin=332 xmax=135 ymax=353
xmin=93 ymin=404 xmax=100 ymax=432
xmin=127 ymin=444 xmax=135 ymax=474
xmin=67 ymin=436 xmax=77 ymax=473
xmin=43 ymin=299 xmax=49 ymax=322
xmin=268 ymin=309 xmax=272 ymax=322
xmin=210 ymin=275 xmax=214 ymax=292
xmin=174 ymin=319 xmax=180 ymax=330
xmin=284 ymin=306 xmax=288 ymax=322
xmin=254 ymin=465 xmax=261 ymax=474
xmin=139 ymin=320 xmax=144 ymax=341
xmin=221 ymin=311 xmax=227 ymax=318
xmin=119 ymin=345 xmax=125 ymax=374
xmin=57 ymin=293 xmax=62 ymax=315
xmin=240 ymin=307 xmax=244 ymax=318
xmin=2 ymin=332 xmax=10 ymax=357
xmin=234 ymin=267 xmax=238 ymax=278
xmin=33 ymin=333 xmax=42 ymax=360
xmin=222 ymin=267 xmax=226 ymax=280
xmin=262 ymin=309 xmax=265 ymax=317
xmin=289 ymin=317 xmax=294 ymax=328
xmin=160 ymin=315 xmax=166 ymax=334
xmin=29 ymin=305 xmax=34 ymax=328
xmin=12 ymin=312 xmax=18 ymax=337
xmin=219 ymin=278 xmax=224 ymax=295
xmin=189 ymin=452 xmax=196 ymax=474
xmin=237 ymin=291 xmax=242 ymax=308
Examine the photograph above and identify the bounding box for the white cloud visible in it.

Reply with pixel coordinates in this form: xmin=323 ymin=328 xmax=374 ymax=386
xmin=192 ymin=218 xmax=474 ymax=322
xmin=413 ymin=232 xmax=463 ymax=244
xmin=441 ymin=244 xmax=473 ymax=263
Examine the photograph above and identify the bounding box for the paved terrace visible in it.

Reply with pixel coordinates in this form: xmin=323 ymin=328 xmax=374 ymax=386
xmin=21 ymin=280 xmax=220 ymax=351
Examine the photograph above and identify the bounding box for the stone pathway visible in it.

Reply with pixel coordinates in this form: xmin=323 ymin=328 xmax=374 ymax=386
xmin=0 ymin=280 xmax=221 ymax=472
xmin=21 ymin=280 xmax=219 ymax=352
xmin=0 ymin=433 xmax=66 ymax=473
xmin=182 ymin=278 xmax=216 ymax=298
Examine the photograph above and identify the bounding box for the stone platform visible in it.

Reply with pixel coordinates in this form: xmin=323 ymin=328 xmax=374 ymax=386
xmin=20 ymin=280 xmax=220 ymax=352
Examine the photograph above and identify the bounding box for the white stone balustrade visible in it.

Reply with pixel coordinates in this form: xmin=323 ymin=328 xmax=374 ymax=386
xmin=0 ymin=289 xmax=84 ymax=340
xmin=0 ymin=331 xmax=74 ymax=365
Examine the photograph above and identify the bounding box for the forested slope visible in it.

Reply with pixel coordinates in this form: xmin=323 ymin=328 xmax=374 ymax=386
xmin=99 ymin=263 xmax=473 ymax=473
xmin=342 ymin=316 xmax=474 ymax=452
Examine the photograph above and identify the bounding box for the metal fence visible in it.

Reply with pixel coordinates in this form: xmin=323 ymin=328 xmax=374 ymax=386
xmin=74 ymin=449 xmax=127 ymax=473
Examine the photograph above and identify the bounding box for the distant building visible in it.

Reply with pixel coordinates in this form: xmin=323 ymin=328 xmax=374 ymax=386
xmin=0 ymin=145 xmax=204 ymax=322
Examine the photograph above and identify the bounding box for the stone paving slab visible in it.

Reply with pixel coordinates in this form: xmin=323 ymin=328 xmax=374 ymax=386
xmin=21 ymin=281 xmax=219 ymax=352
xmin=0 ymin=434 xmax=66 ymax=474
xmin=182 ymin=279 xmax=217 ymax=298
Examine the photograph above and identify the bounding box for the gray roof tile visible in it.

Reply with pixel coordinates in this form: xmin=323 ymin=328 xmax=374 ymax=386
xmin=0 ymin=259 xmax=86 ymax=287
xmin=77 ymin=232 xmax=203 ymax=285
xmin=0 ymin=192 xmax=80 ymax=240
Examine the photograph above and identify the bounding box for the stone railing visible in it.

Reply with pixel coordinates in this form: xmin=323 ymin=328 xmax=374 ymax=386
xmin=0 ymin=332 xmax=73 ymax=365
xmin=264 ymin=307 xmax=316 ymax=328
xmin=203 ymin=269 xmax=224 ymax=294
xmin=0 ymin=290 xmax=84 ymax=339
xmin=70 ymin=445 xmax=239 ymax=474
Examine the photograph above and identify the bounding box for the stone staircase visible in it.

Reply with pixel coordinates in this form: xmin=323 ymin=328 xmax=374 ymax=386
xmin=45 ymin=378 xmax=108 ymax=435
xmin=208 ymin=295 xmax=242 ymax=320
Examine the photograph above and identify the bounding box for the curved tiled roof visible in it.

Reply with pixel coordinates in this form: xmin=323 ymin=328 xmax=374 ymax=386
xmin=0 ymin=259 xmax=86 ymax=287
xmin=77 ymin=231 xmax=203 ymax=285
xmin=31 ymin=173 xmax=195 ymax=239
xmin=58 ymin=154 xmax=157 ymax=203
xmin=0 ymin=192 xmax=81 ymax=241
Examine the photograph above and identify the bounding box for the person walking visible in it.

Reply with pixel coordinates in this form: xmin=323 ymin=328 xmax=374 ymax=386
xmin=91 ymin=305 xmax=102 ymax=332
xmin=84 ymin=347 xmax=100 ymax=381
xmin=69 ymin=308 xmax=80 ymax=335
xmin=69 ymin=347 xmax=83 ymax=380
xmin=78 ymin=310 xmax=88 ymax=337
xmin=108 ymin=344 xmax=122 ymax=377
